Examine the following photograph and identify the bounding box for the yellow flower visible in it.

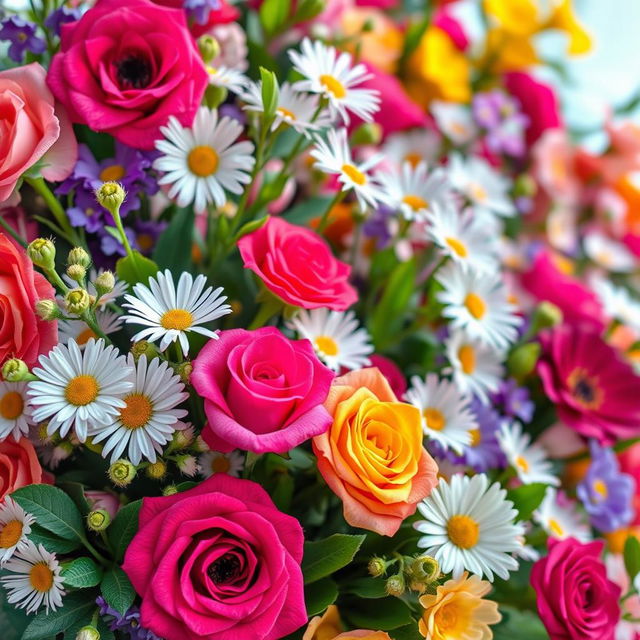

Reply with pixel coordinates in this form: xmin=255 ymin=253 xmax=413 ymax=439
xmin=418 ymin=572 xmax=501 ymax=640
xmin=303 ymin=606 xmax=343 ymax=640
xmin=483 ymin=0 xmax=539 ymax=36
xmin=480 ymin=28 xmax=540 ymax=73
xmin=546 ymin=0 xmax=591 ymax=55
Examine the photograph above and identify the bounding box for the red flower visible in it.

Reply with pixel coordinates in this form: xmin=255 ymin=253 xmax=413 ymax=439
xmin=0 ymin=437 xmax=45 ymax=501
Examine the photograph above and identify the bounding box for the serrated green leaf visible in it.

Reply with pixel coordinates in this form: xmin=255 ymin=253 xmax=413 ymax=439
xmin=57 ymin=481 xmax=91 ymax=516
xmin=506 ymin=483 xmax=547 ymax=522
xmin=20 ymin=592 xmax=96 ymax=640
xmin=108 ymin=500 xmax=142 ymax=564
xmin=153 ymin=207 xmax=195 ymax=273
xmin=27 ymin=523 xmax=81 ymax=553
xmin=304 ymin=577 xmax=338 ymax=617
xmin=625 ymin=535 xmax=640 ymax=581
xmin=101 ymin=567 xmax=135 ymax=616
xmin=302 ymin=534 xmax=366 ymax=584
xmin=11 ymin=484 xmax=86 ymax=545
xmin=62 ymin=557 xmax=103 ymax=588
xmin=115 ymin=251 xmax=158 ymax=287
xmin=259 ymin=0 xmax=291 ymax=36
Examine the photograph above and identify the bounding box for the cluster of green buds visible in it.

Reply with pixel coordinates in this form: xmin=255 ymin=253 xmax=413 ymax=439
xmin=369 ymin=553 xmax=440 ymax=597
xmin=1 ymin=358 xmax=35 ymax=382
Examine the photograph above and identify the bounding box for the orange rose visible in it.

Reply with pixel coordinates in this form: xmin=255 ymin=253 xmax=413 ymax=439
xmin=313 ymin=368 xmax=438 ymax=537
xmin=0 ymin=436 xmax=44 ymax=501
xmin=303 ymin=606 xmax=393 ymax=640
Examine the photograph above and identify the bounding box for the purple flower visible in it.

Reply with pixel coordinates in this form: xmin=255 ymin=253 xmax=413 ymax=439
xmin=96 ymin=596 xmax=161 ymax=640
xmin=577 ymin=440 xmax=635 ymax=533
xmin=0 ymin=16 xmax=46 ymax=62
xmin=44 ymin=6 xmax=82 ymax=37
xmin=184 ymin=0 xmax=220 ymax=25
xmin=491 ymin=378 xmax=534 ymax=423
xmin=363 ymin=205 xmax=395 ymax=248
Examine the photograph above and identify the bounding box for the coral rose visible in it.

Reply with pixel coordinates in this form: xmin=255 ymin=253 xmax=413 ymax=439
xmin=238 ymin=217 xmax=358 ymax=311
xmin=47 ymin=0 xmax=208 ymax=150
xmin=123 ymin=474 xmax=306 ymax=640
xmin=303 ymin=607 xmax=393 ymax=640
xmin=313 ymin=368 xmax=439 ymax=536
xmin=192 ymin=327 xmax=335 ymax=454
xmin=0 ymin=437 xmax=45 ymax=501
xmin=0 ymin=62 xmax=77 ymax=202
xmin=531 ymin=537 xmax=620 ymax=640
xmin=0 ymin=233 xmax=57 ymax=369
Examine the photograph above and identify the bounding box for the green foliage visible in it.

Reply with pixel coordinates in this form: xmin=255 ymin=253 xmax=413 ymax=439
xmin=492 ymin=606 xmax=550 ymax=639
xmin=100 ymin=567 xmax=136 ymax=616
xmin=27 ymin=523 xmax=81 ymax=554
xmin=108 ymin=499 xmax=142 ymax=564
xmin=506 ymin=483 xmax=547 ymax=522
xmin=20 ymin=592 xmax=97 ymax=640
xmin=341 ymin=595 xmax=413 ymax=630
xmin=61 ymin=557 xmax=103 ymax=589
xmin=304 ymin=577 xmax=339 ymax=616
xmin=260 ymin=67 xmax=280 ymax=119
xmin=153 ymin=207 xmax=195 ymax=273
xmin=624 ymin=535 xmax=640 ymax=582
xmin=302 ymin=534 xmax=366 ymax=584
xmin=259 ymin=0 xmax=291 ymax=37
xmin=116 ymin=250 xmax=159 ymax=286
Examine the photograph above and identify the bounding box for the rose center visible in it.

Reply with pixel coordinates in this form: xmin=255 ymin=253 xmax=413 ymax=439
xmin=434 ymin=602 xmax=463 ymax=632
xmin=446 ymin=514 xmax=479 ymax=549
xmin=445 ymin=236 xmax=468 ymax=258
xmin=76 ymin=328 xmax=98 ymax=346
xmin=402 ymin=195 xmax=428 ymax=211
xmin=188 ymin=146 xmax=219 ymax=177
xmin=341 ymin=164 xmax=367 ymax=186
xmin=120 ymin=393 xmax=153 ymax=430
xmin=423 ymin=407 xmax=446 ymax=431
xmin=160 ymin=309 xmax=193 ymax=331
xmin=0 ymin=391 xmax=23 ymax=420
xmin=464 ymin=293 xmax=486 ymax=320
xmin=115 ymin=54 xmax=152 ymax=89
xmin=29 ymin=563 xmax=54 ymax=592
xmin=208 ymin=553 xmax=241 ymax=584
xmin=319 ymin=74 xmax=346 ymax=99
xmin=0 ymin=520 xmax=23 ymax=548
xmin=457 ymin=345 xmax=476 ymax=374
xmin=315 ymin=336 xmax=339 ymax=357
xmin=65 ymin=375 xmax=99 ymax=406
xmin=99 ymin=164 xmax=126 ymax=182
xmin=567 ymin=368 xmax=603 ymax=409
xmin=277 ymin=107 xmax=297 ymax=121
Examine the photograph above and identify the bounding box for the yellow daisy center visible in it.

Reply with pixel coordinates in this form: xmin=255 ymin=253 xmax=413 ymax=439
xmin=160 ymin=309 xmax=193 ymax=331
xmin=548 ymin=518 xmax=564 ymax=537
xmin=65 ymin=375 xmax=99 ymax=406
xmin=76 ymin=328 xmax=98 ymax=346
xmin=0 ymin=391 xmax=23 ymax=420
xmin=119 ymin=393 xmax=153 ymax=430
xmin=29 ymin=563 xmax=54 ymax=592
xmin=99 ymin=164 xmax=126 ymax=182
xmin=277 ymin=106 xmax=296 ymax=121
xmin=469 ymin=182 xmax=488 ymax=203
xmin=188 ymin=145 xmax=219 ymax=177
xmin=515 ymin=455 xmax=530 ymax=473
xmin=445 ymin=236 xmax=468 ymax=258
xmin=0 ymin=520 xmax=23 ymax=548
xmin=319 ymin=74 xmax=346 ymax=99
xmin=402 ymin=194 xmax=428 ymax=211
xmin=315 ymin=336 xmax=339 ymax=357
xmin=457 ymin=344 xmax=476 ymax=374
xmin=464 ymin=293 xmax=487 ymax=320
xmin=447 ymin=514 xmax=480 ymax=549
xmin=593 ymin=479 xmax=608 ymax=500
xmin=469 ymin=428 xmax=481 ymax=447
xmin=404 ymin=152 xmax=422 ymax=168
xmin=212 ymin=456 xmax=231 ymax=474
xmin=341 ymin=164 xmax=367 ymax=186
xmin=423 ymin=407 xmax=446 ymax=431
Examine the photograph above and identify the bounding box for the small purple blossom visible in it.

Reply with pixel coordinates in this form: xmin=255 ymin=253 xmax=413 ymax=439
xmin=44 ymin=5 xmax=82 ymax=37
xmin=363 ymin=205 xmax=395 ymax=248
xmin=577 ymin=440 xmax=635 ymax=533
xmin=96 ymin=596 xmax=161 ymax=640
xmin=0 ymin=16 xmax=46 ymax=62
xmin=184 ymin=0 xmax=220 ymax=25
xmin=491 ymin=379 xmax=534 ymax=423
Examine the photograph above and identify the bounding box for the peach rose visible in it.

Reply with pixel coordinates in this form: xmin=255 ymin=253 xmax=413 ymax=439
xmin=0 ymin=437 xmax=44 ymax=501
xmin=0 ymin=62 xmax=77 ymax=202
xmin=303 ymin=606 xmax=393 ymax=640
xmin=313 ymin=368 xmax=438 ymax=537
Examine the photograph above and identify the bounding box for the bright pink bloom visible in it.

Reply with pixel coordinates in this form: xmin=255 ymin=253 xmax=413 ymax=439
xmin=537 ymin=324 xmax=640 ymax=444
xmin=47 ymin=0 xmax=208 ymax=150
xmin=369 ymin=354 xmax=407 ymax=398
xmin=123 ymin=474 xmax=306 ymax=640
xmin=432 ymin=8 xmax=469 ymax=50
xmin=532 ymin=129 xmax=580 ymax=206
xmin=531 ymin=537 xmax=620 ymax=640
xmin=238 ymin=216 xmax=358 ymax=311
xmin=0 ymin=63 xmax=76 ymax=202
xmin=521 ymin=250 xmax=606 ymax=330
xmin=192 ymin=327 xmax=335 ymax=454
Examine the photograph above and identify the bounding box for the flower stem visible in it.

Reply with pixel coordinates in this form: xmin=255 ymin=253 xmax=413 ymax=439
xmin=316 ymin=190 xmax=346 ymax=233
xmin=0 ymin=215 xmax=27 ymax=247
xmin=26 ymin=177 xmax=79 ymax=244
xmin=248 ymin=297 xmax=282 ymax=330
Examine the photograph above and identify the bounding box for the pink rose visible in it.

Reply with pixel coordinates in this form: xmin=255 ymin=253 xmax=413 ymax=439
xmin=192 ymin=327 xmax=335 ymax=454
xmin=123 ymin=474 xmax=306 ymax=640
xmin=0 ymin=63 xmax=77 ymax=202
xmin=238 ymin=217 xmax=358 ymax=311
xmin=0 ymin=437 xmax=45 ymax=501
xmin=84 ymin=490 xmax=120 ymax=519
xmin=531 ymin=538 xmax=620 ymax=640
xmin=47 ymin=0 xmax=208 ymax=150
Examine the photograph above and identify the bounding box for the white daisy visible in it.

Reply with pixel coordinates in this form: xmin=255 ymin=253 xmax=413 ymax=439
xmin=205 ymin=65 xmax=248 ymax=94
xmin=436 ymin=261 xmax=522 ymax=350
xmin=383 ymin=129 xmax=441 ymax=169
xmin=0 ymin=497 xmax=34 ymax=565
xmin=593 ymin=278 xmax=640 ymax=332
xmin=0 ymin=542 xmax=64 ymax=613
xmin=533 ymin=487 xmax=591 ymax=542
xmin=447 ymin=154 xmax=515 ymax=218
xmin=58 ymin=309 xmax=123 ymax=348
xmin=414 ymin=473 xmax=524 ymax=581
xmin=286 ymin=308 xmax=373 ymax=372
xmin=376 ymin=161 xmax=452 ymax=221
xmin=311 ymin=128 xmax=386 ymax=211
xmin=443 ymin=331 xmax=504 ymax=404
xmin=289 ymin=38 xmax=380 ymax=124
xmin=243 ymin=81 xmax=331 ymax=136
xmin=584 ymin=231 xmax=636 ymax=273
xmin=199 ymin=450 xmax=245 ymax=478
xmin=0 ymin=382 xmax=33 ymax=441
xmin=498 ymin=421 xmax=559 ymax=486
xmin=431 ymin=101 xmax=478 ymax=145
xmin=122 ymin=270 xmax=232 ymax=356
xmin=154 ymin=107 xmax=255 ymax=211
xmin=90 ymin=355 xmax=188 ymax=465
xmin=27 ymin=339 xmax=133 ymax=442
xmin=405 ymin=374 xmax=477 ymax=454
xmin=427 ymin=204 xmax=499 ymax=272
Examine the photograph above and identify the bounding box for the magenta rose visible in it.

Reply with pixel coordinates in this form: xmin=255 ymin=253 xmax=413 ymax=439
xmin=192 ymin=327 xmax=335 ymax=453
xmin=47 ymin=0 xmax=208 ymax=150
xmin=238 ymin=216 xmax=358 ymax=311
xmin=531 ymin=537 xmax=621 ymax=640
xmin=123 ymin=474 xmax=306 ymax=640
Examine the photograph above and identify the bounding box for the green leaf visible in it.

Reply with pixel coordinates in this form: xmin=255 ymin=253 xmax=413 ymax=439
xmin=57 ymin=481 xmax=91 ymax=516
xmin=392 ymin=623 xmax=424 ymax=640
xmin=506 ymin=483 xmax=547 ymax=522
xmin=284 ymin=195 xmax=333 ymax=225
xmin=260 ymin=67 xmax=280 ymax=119
xmin=27 ymin=523 xmax=81 ymax=553
xmin=101 ymin=567 xmax=135 ymax=616
xmin=259 ymin=0 xmax=291 ymax=36
xmin=342 ymin=596 xmax=413 ymax=630
xmin=62 ymin=557 xmax=103 ymax=588
xmin=625 ymin=535 xmax=640 ymax=581
xmin=108 ymin=500 xmax=142 ymax=564
xmin=492 ymin=606 xmax=550 ymax=640
xmin=343 ymin=577 xmax=388 ymax=599
xmin=301 ymin=534 xmax=366 ymax=584
xmin=116 ymin=251 xmax=158 ymax=287
xmin=153 ymin=207 xmax=195 ymax=273
xmin=11 ymin=484 xmax=86 ymax=545
xmin=21 ymin=592 xmax=96 ymax=640
xmin=233 ymin=215 xmax=270 ymax=243
xmin=304 ymin=577 xmax=338 ymax=617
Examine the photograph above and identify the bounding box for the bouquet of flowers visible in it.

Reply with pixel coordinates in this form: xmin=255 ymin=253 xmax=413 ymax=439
xmin=2 ymin=0 xmax=640 ymax=638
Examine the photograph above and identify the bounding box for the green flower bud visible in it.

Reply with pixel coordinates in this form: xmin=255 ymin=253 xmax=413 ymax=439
xmin=86 ymin=508 xmax=111 ymax=532
xmin=176 ymin=361 xmax=192 ymax=384
xmin=176 ymin=454 xmax=198 ymax=477
xmin=64 ymin=288 xmax=91 ymax=315
xmin=385 ymin=573 xmax=405 ymax=597
xmin=408 ymin=579 xmax=427 ymax=594
xmin=171 ymin=428 xmax=194 ymax=450
xmin=514 ymin=173 xmax=537 ymax=198
xmin=76 ymin=626 xmax=100 ymax=640
xmin=198 ymin=35 xmax=220 ymax=63
xmin=368 ymin=557 xmax=387 ymax=578
xmin=530 ymin=301 xmax=563 ymax=334
xmin=507 ymin=342 xmax=541 ymax=380
xmin=193 ymin=435 xmax=209 ymax=453
xmin=96 ymin=182 xmax=126 ymax=213
xmin=35 ymin=299 xmax=61 ymax=321
xmin=2 ymin=358 xmax=30 ymax=382
xmin=146 ymin=459 xmax=167 ymax=480
xmin=131 ymin=340 xmax=159 ymax=362
xmin=67 ymin=247 xmax=91 ymax=268
xmin=409 ymin=555 xmax=439 ymax=583
xmin=204 ymin=84 xmax=228 ymax=110
xmin=66 ymin=264 xmax=86 ymax=283
xmin=94 ymin=270 xmax=115 ymax=297
xmin=350 ymin=122 xmax=383 ymax=147
xmin=27 ymin=238 xmax=56 ymax=270
xmin=163 ymin=484 xmax=179 ymax=496
xmin=108 ymin=459 xmax=137 ymax=487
